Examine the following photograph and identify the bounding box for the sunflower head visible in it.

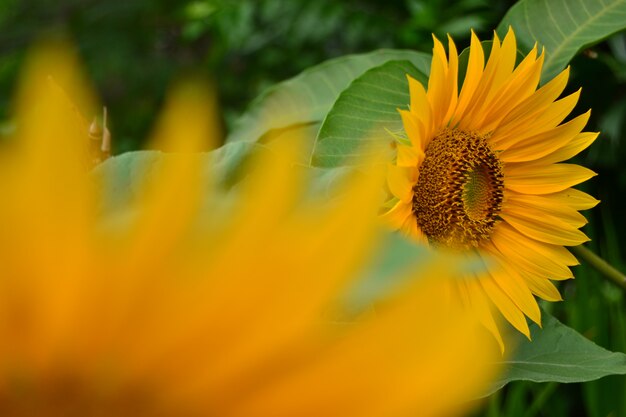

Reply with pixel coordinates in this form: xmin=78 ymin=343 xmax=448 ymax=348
xmin=384 ymin=27 xmax=599 ymax=347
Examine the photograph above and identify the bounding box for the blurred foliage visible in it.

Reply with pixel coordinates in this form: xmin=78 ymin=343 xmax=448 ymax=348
xmin=569 ymin=33 xmax=626 ymax=262
xmin=0 ymin=0 xmax=512 ymax=151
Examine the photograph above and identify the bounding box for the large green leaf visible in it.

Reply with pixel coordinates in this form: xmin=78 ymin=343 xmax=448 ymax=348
xmin=226 ymin=50 xmax=431 ymax=144
xmin=261 ymin=122 xmax=322 ymax=165
xmin=93 ymin=141 xmax=261 ymax=213
xmin=311 ymin=60 xmax=427 ymax=167
xmin=484 ymin=311 xmax=626 ymax=396
xmin=498 ymin=0 xmax=626 ymax=81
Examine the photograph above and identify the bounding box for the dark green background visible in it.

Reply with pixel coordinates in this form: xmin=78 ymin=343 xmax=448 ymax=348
xmin=0 ymin=0 xmax=516 ymax=151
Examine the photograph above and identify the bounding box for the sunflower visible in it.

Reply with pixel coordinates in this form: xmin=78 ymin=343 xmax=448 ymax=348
xmin=383 ymin=27 xmax=599 ymax=349
xmin=0 ymin=42 xmax=499 ymax=416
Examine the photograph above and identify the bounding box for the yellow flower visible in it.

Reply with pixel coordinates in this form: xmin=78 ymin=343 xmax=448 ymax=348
xmin=383 ymin=28 xmax=598 ymax=349
xmin=0 ymin=42 xmax=499 ymax=416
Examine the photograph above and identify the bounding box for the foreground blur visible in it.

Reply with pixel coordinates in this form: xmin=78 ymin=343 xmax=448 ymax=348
xmin=0 ymin=42 xmax=499 ymax=416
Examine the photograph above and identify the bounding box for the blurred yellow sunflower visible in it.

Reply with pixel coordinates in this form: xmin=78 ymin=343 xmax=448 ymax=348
xmin=383 ymin=28 xmax=598 ymax=349
xmin=0 ymin=42 xmax=499 ymax=416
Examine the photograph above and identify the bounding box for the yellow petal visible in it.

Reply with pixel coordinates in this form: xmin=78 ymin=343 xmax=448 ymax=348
xmin=505 ymin=163 xmax=597 ymax=194
xmin=520 ymin=271 xmax=563 ymax=302
xmin=380 ymin=200 xmax=413 ymax=229
xmin=499 ymin=110 xmax=588 ymax=162
xmin=488 ymin=27 xmax=518 ymax=101
xmin=505 ymin=191 xmax=589 ymax=229
xmin=460 ymin=277 xmax=505 ymax=353
xmin=529 ymin=132 xmax=599 ymax=165
xmin=494 ymin=91 xmax=583 ymax=152
xmin=7 ymin=41 xmax=97 ymax=280
xmin=492 ymin=66 xmax=570 ymax=144
xmin=460 ymin=29 xmax=517 ymax=132
xmin=126 ymin=84 xmax=216 ymax=268
xmin=442 ymin=34 xmax=459 ymax=124
xmin=500 ymin=207 xmax=590 ymax=246
xmin=233 ymin=273 xmax=498 ymax=417
xmin=399 ymin=109 xmax=426 ymax=149
xmin=401 ymin=214 xmax=426 ymax=243
xmin=428 ymin=35 xmax=451 ymax=130
xmin=480 ymin=273 xmax=531 ymax=339
xmin=491 ymin=222 xmax=575 ymax=279
xmin=476 ymin=48 xmax=543 ymax=132
xmin=456 ymin=33 xmax=501 ymax=130
xmin=387 ymin=164 xmax=414 ymax=202
xmin=451 ymin=30 xmax=484 ymax=127
xmin=408 ymin=75 xmax=432 ymax=139
xmin=483 ymin=245 xmax=542 ymax=326
xmin=396 ymin=143 xmax=423 ymax=168
xmin=543 ymin=187 xmax=599 ymax=211
xmin=408 ymin=75 xmax=429 ymax=117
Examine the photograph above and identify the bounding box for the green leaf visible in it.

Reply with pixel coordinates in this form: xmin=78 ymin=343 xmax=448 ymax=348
xmin=311 ymin=60 xmax=428 ymax=167
xmin=93 ymin=141 xmax=261 ymax=213
xmin=297 ymin=164 xmax=357 ymax=201
xmin=94 ymin=150 xmax=162 ymax=214
xmin=484 ymin=311 xmax=626 ymax=396
xmin=342 ymin=232 xmax=434 ymax=317
xmin=498 ymin=0 xmax=626 ymax=81
xmin=261 ymin=122 xmax=322 ymax=165
xmin=226 ymin=50 xmax=431 ymax=144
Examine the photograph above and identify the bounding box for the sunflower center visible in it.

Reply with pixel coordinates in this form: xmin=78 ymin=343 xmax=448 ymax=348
xmin=412 ymin=128 xmax=504 ymax=250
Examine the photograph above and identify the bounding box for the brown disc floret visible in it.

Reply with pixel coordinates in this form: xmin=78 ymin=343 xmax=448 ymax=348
xmin=412 ymin=128 xmax=504 ymax=250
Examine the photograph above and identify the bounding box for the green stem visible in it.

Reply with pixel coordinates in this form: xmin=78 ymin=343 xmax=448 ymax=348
xmin=522 ymin=382 xmax=558 ymax=417
xmin=571 ymin=245 xmax=626 ymax=291
xmin=485 ymin=388 xmax=501 ymax=417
